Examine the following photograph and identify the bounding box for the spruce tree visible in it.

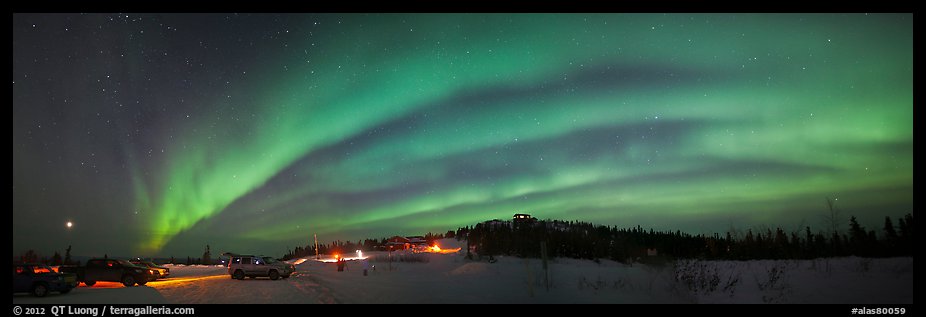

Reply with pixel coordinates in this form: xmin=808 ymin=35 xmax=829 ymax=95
xmin=202 ymin=245 xmax=212 ymax=265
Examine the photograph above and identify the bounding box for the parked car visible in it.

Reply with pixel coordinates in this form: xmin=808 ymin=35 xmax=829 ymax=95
xmin=225 ymin=254 xmax=294 ymax=280
xmin=13 ymin=263 xmax=78 ymax=297
xmin=129 ymin=260 xmax=170 ymax=279
xmin=58 ymin=259 xmax=155 ymax=287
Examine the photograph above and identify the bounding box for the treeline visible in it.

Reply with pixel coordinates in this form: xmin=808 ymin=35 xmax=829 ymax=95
xmin=164 ymin=245 xmax=213 ymax=265
xmin=17 ymin=245 xmax=79 ymax=266
xmin=461 ymin=214 xmax=913 ymax=262
xmin=17 ymin=244 xmax=218 ymax=266
xmin=281 ymin=231 xmax=453 ymax=260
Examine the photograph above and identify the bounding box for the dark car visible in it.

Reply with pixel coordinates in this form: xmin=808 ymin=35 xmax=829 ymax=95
xmin=58 ymin=259 xmax=155 ymax=287
xmin=13 ymin=263 xmax=78 ymax=297
xmin=129 ymin=260 xmax=170 ymax=279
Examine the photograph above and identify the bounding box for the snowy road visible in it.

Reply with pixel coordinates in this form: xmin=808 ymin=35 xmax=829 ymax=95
xmin=152 ymin=270 xmax=340 ymax=304
xmin=13 ymin=263 xmax=341 ymax=304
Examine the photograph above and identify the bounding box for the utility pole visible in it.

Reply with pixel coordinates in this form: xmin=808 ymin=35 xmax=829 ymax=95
xmin=314 ymin=233 xmax=319 ymax=260
xmin=541 ymin=241 xmax=549 ymax=291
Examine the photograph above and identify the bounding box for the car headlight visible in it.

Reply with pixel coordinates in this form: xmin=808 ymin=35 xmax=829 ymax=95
xmin=150 ymin=269 xmax=155 ymax=274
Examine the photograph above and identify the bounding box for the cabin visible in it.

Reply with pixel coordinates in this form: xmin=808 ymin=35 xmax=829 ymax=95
xmin=406 ymin=236 xmax=427 ymax=245
xmin=512 ymin=213 xmax=537 ymax=225
xmin=385 ymin=236 xmax=410 ymax=251
xmin=385 ymin=235 xmax=429 ymax=251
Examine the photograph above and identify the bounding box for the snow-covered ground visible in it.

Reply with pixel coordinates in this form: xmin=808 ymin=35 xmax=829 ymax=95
xmin=13 ymin=239 xmax=912 ymax=304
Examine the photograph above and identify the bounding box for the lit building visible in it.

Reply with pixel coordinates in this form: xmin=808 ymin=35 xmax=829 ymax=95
xmin=513 ymin=213 xmax=537 ymax=224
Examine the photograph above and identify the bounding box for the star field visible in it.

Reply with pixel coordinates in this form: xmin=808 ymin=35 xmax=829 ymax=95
xmin=13 ymin=13 xmax=912 ymax=257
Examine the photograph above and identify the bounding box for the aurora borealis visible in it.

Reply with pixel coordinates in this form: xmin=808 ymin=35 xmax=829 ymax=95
xmin=13 ymin=13 xmax=912 ymax=257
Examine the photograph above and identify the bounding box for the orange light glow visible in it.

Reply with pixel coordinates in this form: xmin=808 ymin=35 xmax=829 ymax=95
xmin=80 ymin=281 xmax=124 ymax=289
xmin=421 ymin=243 xmax=461 ymax=254
xmin=317 ymin=253 xmax=365 ymax=263
xmin=145 ymin=274 xmax=228 ymax=287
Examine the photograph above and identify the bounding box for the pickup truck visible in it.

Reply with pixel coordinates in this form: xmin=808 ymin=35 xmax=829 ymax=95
xmin=58 ymin=258 xmax=155 ymax=287
xmin=13 ymin=263 xmax=78 ymax=297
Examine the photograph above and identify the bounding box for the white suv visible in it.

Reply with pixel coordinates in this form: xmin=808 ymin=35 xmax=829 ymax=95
xmin=226 ymin=254 xmax=294 ymax=280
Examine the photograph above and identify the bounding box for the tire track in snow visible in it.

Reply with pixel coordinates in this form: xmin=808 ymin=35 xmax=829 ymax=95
xmin=288 ymin=270 xmax=341 ymax=304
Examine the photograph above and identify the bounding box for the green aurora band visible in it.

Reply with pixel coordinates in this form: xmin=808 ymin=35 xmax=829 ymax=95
xmin=130 ymin=14 xmax=909 ymax=255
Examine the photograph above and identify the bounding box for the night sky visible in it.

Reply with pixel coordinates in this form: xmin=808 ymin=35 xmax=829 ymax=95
xmin=13 ymin=13 xmax=912 ymax=258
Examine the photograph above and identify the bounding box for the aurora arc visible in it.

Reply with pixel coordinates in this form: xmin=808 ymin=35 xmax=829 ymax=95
xmin=12 ymin=13 xmax=911 ymax=257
